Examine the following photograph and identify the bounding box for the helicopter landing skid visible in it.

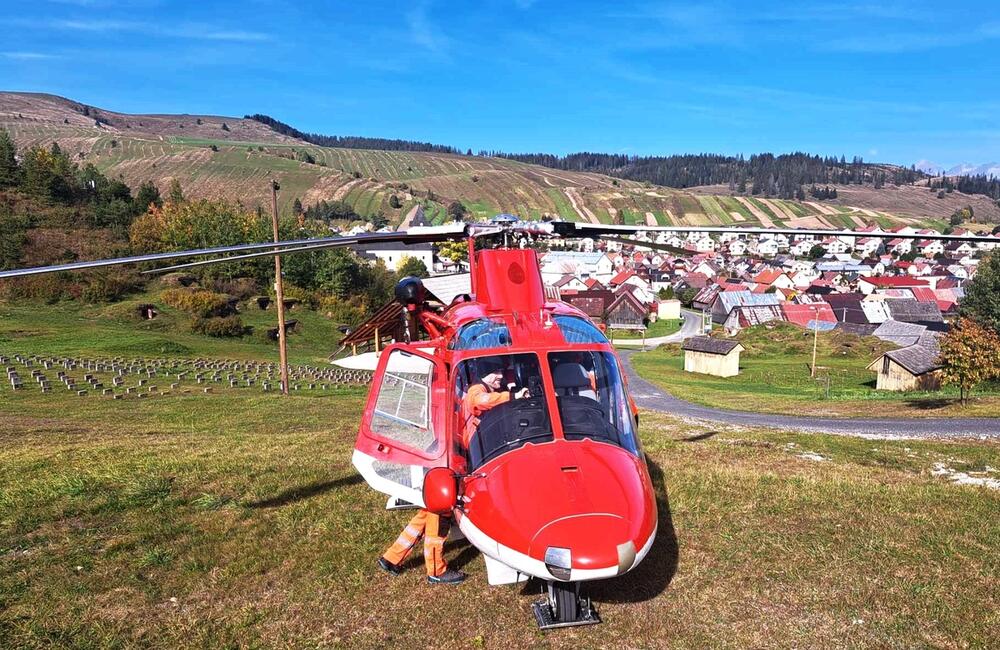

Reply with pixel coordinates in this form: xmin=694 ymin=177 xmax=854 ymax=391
xmin=531 ymin=595 xmax=601 ymax=630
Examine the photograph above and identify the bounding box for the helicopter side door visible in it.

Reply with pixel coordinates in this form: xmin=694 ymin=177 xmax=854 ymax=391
xmin=352 ymin=344 xmax=447 ymax=507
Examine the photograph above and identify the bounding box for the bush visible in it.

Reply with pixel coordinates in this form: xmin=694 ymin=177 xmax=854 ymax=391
xmin=318 ymin=295 xmax=368 ymax=327
xmin=211 ymin=277 xmax=258 ymax=299
xmin=191 ymin=315 xmax=246 ymax=337
xmin=161 ymin=288 xmax=235 ymax=317
xmin=81 ymin=271 xmax=144 ymax=303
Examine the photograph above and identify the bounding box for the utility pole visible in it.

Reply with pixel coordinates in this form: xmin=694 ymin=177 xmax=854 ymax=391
xmin=810 ymin=305 xmax=819 ymax=378
xmin=270 ymin=180 xmax=290 ymax=396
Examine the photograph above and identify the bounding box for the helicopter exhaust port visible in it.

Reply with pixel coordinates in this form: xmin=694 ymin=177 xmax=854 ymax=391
xmin=532 ymin=581 xmax=601 ymax=630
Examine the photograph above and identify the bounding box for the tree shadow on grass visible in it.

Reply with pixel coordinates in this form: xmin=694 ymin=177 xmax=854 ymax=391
xmin=247 ymin=474 xmax=364 ymax=508
xmin=679 ymin=430 xmax=718 ymax=442
xmin=904 ymin=397 xmax=955 ymax=411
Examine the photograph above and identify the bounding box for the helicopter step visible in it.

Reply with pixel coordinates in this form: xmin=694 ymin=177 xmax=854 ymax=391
xmin=532 ymin=581 xmax=601 ymax=630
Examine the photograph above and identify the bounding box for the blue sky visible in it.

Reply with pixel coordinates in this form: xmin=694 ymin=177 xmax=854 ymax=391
xmin=2 ymin=0 xmax=998 ymax=167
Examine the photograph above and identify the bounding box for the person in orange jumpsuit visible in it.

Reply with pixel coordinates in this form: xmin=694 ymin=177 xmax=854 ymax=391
xmin=379 ymin=508 xmax=462 ymax=584
xmin=379 ymin=361 xmax=527 ymax=585
xmin=460 ymin=361 xmax=530 ymax=449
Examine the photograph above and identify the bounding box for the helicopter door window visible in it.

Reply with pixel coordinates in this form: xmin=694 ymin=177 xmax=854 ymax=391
xmin=370 ymin=349 xmax=436 ymax=455
xmin=552 ymin=315 xmax=609 ymax=344
xmin=455 ymin=353 xmax=554 ymax=469
xmin=548 ymin=351 xmax=639 ymax=456
xmin=449 ymin=318 xmax=513 ymax=350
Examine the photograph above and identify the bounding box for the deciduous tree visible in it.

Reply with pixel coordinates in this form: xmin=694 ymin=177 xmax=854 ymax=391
xmin=938 ymin=317 xmax=1000 ymax=404
xmin=960 ymin=251 xmax=1000 ymax=332
xmin=396 ymin=255 xmax=429 ymax=278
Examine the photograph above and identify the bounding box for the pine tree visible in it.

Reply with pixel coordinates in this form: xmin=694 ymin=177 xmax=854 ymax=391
xmin=167 ymin=178 xmax=185 ymax=204
xmin=0 ymin=128 xmax=18 ymax=188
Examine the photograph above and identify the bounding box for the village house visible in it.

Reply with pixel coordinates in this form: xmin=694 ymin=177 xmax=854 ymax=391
xmin=858 ymin=276 xmax=929 ymax=295
xmin=867 ymin=342 xmax=942 ymax=391
xmin=753 ymin=239 xmax=780 ymax=256
xmin=887 ymin=238 xmax=913 ymax=255
xmin=682 ymin=336 xmax=745 ymax=378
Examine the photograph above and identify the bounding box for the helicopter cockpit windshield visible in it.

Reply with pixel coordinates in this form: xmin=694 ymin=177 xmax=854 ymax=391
xmin=455 ymin=353 xmax=553 ymax=469
xmin=547 ymin=351 xmax=640 ymax=456
xmin=455 ymin=350 xmax=640 ymax=470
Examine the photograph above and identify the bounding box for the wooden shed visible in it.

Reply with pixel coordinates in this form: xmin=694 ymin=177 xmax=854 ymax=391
xmin=681 ymin=336 xmax=745 ymax=378
xmin=866 ymin=344 xmax=942 ymax=391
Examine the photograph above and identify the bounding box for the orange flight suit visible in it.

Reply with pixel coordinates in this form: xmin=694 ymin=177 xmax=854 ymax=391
xmin=460 ymin=383 xmax=511 ymax=449
xmin=382 ymin=509 xmax=449 ymax=577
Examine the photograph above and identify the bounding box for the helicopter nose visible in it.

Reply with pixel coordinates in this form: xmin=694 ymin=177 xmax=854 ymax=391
xmin=530 ymin=513 xmax=635 ymax=577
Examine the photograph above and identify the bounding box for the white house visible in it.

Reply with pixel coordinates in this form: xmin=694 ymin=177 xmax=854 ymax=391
xmin=753 ymin=239 xmax=780 ymax=256
xmin=888 ymin=238 xmax=913 ymax=255
xmin=790 ymin=240 xmax=815 ymax=256
xmin=727 ymin=240 xmax=748 ymax=256
xmin=917 ymin=239 xmax=944 ymax=257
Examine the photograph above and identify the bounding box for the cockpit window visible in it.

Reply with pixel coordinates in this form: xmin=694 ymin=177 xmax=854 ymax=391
xmin=553 ymin=316 xmax=608 ymax=344
xmin=454 ymin=353 xmax=553 ymax=468
xmin=449 ymin=318 xmax=512 ymax=350
xmin=547 ymin=351 xmax=639 ymax=455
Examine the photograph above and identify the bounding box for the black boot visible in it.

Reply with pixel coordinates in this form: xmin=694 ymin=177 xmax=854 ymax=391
xmin=378 ymin=557 xmax=401 ymax=576
xmin=427 ymin=568 xmax=466 ymax=585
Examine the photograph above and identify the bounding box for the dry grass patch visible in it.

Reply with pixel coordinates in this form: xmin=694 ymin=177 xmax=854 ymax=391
xmin=1 ymin=389 xmax=997 ymax=648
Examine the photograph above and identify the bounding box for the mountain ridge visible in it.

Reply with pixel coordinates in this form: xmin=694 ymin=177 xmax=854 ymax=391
xmin=2 ymin=91 xmax=998 ymax=227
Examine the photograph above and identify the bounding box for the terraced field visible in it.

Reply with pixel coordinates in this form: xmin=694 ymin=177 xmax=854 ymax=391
xmin=0 ymin=92 xmax=953 ymax=230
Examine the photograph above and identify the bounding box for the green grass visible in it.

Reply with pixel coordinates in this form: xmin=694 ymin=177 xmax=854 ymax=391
xmin=608 ymin=318 xmax=682 ymax=340
xmin=544 ymin=188 xmax=580 ymax=221
xmin=1 ymin=384 xmax=997 ymax=647
xmin=716 ymin=196 xmax=754 ymax=222
xmin=0 ymin=294 xmax=345 ymax=366
xmin=632 ymin=323 xmax=1000 ymax=418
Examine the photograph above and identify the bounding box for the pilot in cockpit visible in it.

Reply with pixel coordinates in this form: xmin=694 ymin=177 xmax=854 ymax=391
xmin=460 ymin=358 xmax=530 ymax=449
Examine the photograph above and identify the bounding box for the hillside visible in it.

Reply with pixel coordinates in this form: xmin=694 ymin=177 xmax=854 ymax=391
xmin=0 ymin=92 xmax=962 ymax=230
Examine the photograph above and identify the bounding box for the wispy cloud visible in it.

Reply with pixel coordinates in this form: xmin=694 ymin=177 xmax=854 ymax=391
xmin=45 ymin=18 xmax=272 ymax=42
xmin=1 ymin=51 xmax=60 ymax=60
xmin=824 ymin=20 xmax=1000 ymax=53
xmin=406 ymin=2 xmax=448 ymax=54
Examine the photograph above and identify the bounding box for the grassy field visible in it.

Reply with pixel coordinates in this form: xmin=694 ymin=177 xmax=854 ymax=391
xmin=631 ymin=324 xmax=1000 ymax=418
xmin=2 ymin=384 xmax=998 ymax=648
xmin=2 ymin=90 xmax=960 ymax=232
xmin=0 ymin=295 xmax=344 ymax=366
xmin=608 ymin=318 xmax=683 ymax=340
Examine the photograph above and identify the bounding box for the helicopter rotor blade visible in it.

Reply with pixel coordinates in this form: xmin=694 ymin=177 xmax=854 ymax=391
xmin=601 ymin=236 xmax=695 ymax=258
xmin=560 ymin=222 xmax=1000 ymax=243
xmin=0 ymin=224 xmax=467 ymax=279
xmin=142 ymin=240 xmax=366 ymax=274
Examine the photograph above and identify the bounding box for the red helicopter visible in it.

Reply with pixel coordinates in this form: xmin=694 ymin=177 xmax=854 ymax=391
xmin=3 ymin=215 xmax=995 ymax=628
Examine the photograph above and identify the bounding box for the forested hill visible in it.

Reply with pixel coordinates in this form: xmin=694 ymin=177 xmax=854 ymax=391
xmin=489 ymin=152 xmax=929 ymax=200
xmin=244 ymin=114 xmax=461 ymax=154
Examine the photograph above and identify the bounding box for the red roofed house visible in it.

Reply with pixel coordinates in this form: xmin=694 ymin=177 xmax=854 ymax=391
xmin=781 ymin=302 xmax=837 ymax=328
xmin=858 ymin=276 xmax=929 ymax=295
xmin=584 ymin=277 xmax=605 ymax=290
xmin=752 ymin=269 xmax=796 ymax=291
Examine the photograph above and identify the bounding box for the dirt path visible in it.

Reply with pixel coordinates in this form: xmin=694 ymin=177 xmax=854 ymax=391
xmin=805 ymin=201 xmax=837 ymax=215
xmin=645 ymin=211 xmax=658 ymax=226
xmin=786 ymin=216 xmax=834 ymax=229
xmin=759 ymin=198 xmax=798 ymax=221
xmin=399 ymin=204 xmax=424 ymax=230
xmin=332 ymin=177 xmax=364 ymax=201
xmin=729 ymin=211 xmax=745 ymax=222
xmin=619 ymin=348 xmax=1000 ymax=439
xmin=734 ymin=197 xmax=776 ymax=228
xmin=849 ymin=215 xmax=867 ymax=228
xmin=564 ymin=187 xmax=600 ymax=223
